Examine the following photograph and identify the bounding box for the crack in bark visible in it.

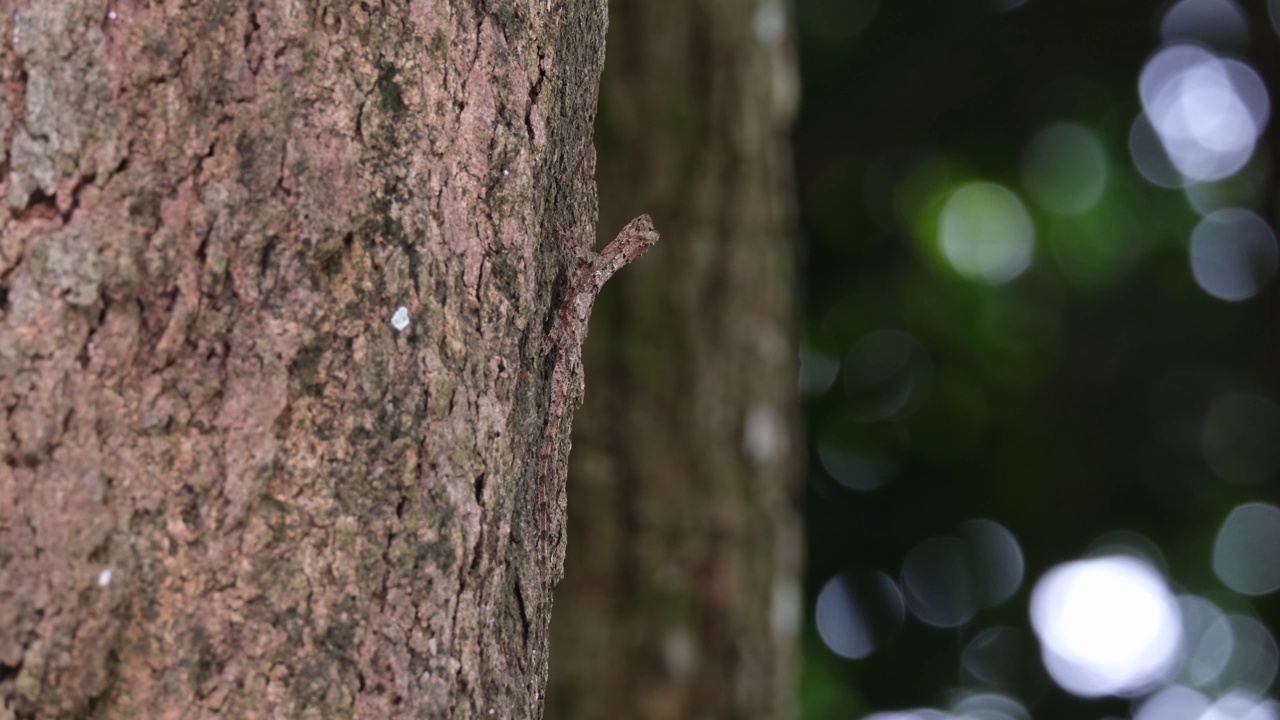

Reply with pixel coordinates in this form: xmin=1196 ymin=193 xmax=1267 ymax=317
xmin=512 ymin=573 xmax=531 ymax=652
xmin=58 ymin=172 xmax=95 ymax=223
xmin=9 ymin=188 xmax=56 ymax=223
xmin=524 ymin=49 xmax=546 ymax=144
xmin=77 ymin=301 xmax=110 ymax=370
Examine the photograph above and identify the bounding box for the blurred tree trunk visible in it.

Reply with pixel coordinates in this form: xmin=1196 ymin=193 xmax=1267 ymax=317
xmin=547 ymin=0 xmax=802 ymax=717
xmin=0 ymin=2 xmax=609 ymax=717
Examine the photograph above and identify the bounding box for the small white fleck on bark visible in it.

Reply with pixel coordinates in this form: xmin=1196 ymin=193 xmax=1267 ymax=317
xmin=98 ymin=569 xmax=112 ymax=587
xmin=744 ymin=404 xmax=786 ymax=464
xmin=753 ymin=0 xmax=785 ymax=43
xmin=662 ymin=628 xmax=698 ymax=679
xmin=108 ymin=10 xmax=118 ymax=20
xmin=770 ymin=578 xmax=802 ymax=638
xmin=390 ymin=306 xmax=410 ymax=332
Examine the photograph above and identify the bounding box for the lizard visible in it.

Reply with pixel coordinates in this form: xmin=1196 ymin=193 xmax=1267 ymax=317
xmin=537 ymin=214 xmax=660 ymax=582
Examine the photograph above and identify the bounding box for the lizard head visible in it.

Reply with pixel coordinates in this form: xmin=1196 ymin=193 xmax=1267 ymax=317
xmin=626 ymin=214 xmax=660 ymax=251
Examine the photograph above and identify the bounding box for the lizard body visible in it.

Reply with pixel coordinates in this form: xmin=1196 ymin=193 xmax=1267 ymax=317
xmin=537 ymin=214 xmax=659 ymax=578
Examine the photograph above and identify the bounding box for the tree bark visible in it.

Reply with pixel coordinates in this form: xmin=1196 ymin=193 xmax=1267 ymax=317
xmin=0 ymin=1 xmax=604 ymax=717
xmin=547 ymin=0 xmax=802 ymax=717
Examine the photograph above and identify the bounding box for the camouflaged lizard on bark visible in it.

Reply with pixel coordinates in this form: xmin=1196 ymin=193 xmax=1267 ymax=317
xmin=537 ymin=215 xmax=660 ymax=578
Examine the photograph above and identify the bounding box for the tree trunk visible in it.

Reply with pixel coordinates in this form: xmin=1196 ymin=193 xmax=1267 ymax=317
xmin=0 ymin=1 xmax=605 ymax=717
xmin=547 ymin=0 xmax=802 ymax=717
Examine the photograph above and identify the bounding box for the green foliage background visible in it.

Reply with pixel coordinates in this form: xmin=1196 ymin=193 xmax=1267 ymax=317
xmin=794 ymin=1 xmax=1280 ymax=717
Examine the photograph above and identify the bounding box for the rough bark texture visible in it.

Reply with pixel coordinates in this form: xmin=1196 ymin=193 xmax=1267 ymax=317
xmin=547 ymin=0 xmax=802 ymax=717
xmin=0 ymin=1 xmax=605 ymax=717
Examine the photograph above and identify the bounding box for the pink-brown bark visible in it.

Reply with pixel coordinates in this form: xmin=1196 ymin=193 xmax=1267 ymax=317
xmin=0 ymin=1 xmax=604 ymax=717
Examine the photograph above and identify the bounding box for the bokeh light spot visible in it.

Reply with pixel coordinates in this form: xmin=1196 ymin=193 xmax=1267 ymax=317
xmin=1130 ymin=112 xmax=1187 ymax=188
xmin=1086 ymin=529 xmax=1169 ymax=575
xmin=1134 ymin=685 xmax=1212 ymax=720
xmin=901 ymin=521 xmax=1025 ymax=630
xmin=951 ymin=693 xmax=1030 ymax=720
xmin=1182 ymin=161 xmax=1268 ymax=216
xmin=1030 ymin=555 xmax=1182 ymax=696
xmin=1216 ymin=614 xmax=1280 ymax=691
xmin=862 ymin=712 xmax=951 ymax=720
xmin=1021 ymin=123 xmax=1108 ymax=215
xmin=962 ymin=626 xmax=1035 ymax=689
xmin=1213 ymin=503 xmax=1280 ymax=595
xmin=958 ymin=519 xmax=1025 ymax=607
xmin=902 ymin=536 xmax=978 ymax=628
xmin=938 ymin=182 xmax=1035 ymax=285
xmin=1138 ymin=45 xmax=1269 ymax=183
xmin=842 ymin=330 xmax=933 ymax=422
xmin=815 ymin=570 xmax=905 ymax=659
xmin=1202 ymin=691 xmax=1280 ymax=720
xmin=1160 ymin=0 xmax=1251 ymax=52
xmin=1189 ymin=209 xmax=1278 ymax=301
xmin=818 ymin=444 xmax=895 ymax=492
xmin=1175 ymin=595 xmax=1233 ymax=687
xmin=1201 ymin=392 xmax=1280 ymax=485
xmin=799 ymin=345 xmax=839 ymax=396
